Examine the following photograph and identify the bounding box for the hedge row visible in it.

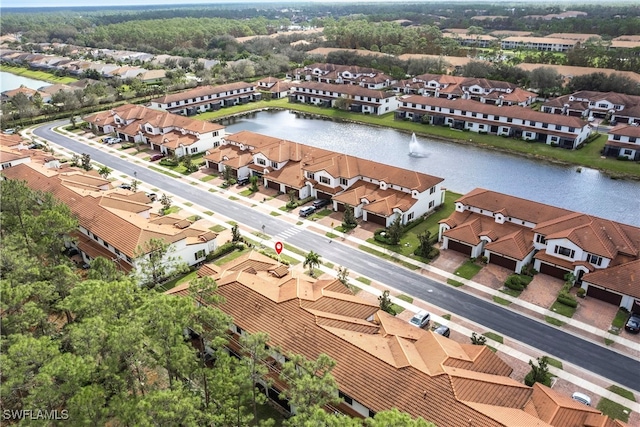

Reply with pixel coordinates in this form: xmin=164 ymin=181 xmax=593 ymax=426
xmin=556 ymin=292 xmax=578 ymax=308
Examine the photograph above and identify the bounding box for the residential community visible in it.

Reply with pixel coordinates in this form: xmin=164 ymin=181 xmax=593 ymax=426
xmin=1 ymin=2 xmax=639 ymax=426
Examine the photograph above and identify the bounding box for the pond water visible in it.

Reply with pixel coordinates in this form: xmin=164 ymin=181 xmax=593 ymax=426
xmin=221 ymin=110 xmax=640 ymax=227
xmin=0 ymin=70 xmax=51 ymax=92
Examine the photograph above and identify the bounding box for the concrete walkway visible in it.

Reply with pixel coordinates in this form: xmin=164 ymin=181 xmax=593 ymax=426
xmin=31 ymin=126 xmax=640 ymax=416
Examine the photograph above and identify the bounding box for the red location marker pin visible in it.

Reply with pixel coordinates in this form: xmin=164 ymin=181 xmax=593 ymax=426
xmin=275 ymin=241 xmax=283 ymax=255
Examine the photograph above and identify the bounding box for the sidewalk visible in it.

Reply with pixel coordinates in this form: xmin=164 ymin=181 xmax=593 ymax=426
xmin=33 ymin=126 xmax=640 ymax=419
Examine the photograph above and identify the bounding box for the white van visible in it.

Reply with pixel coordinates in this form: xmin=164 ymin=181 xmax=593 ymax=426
xmin=409 ymin=310 xmax=431 ymax=328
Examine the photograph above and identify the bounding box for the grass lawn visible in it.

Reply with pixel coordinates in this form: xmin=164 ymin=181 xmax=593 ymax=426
xmin=447 ymin=279 xmax=464 ymax=287
xmin=148 ymin=165 xmax=181 ymax=179
xmin=155 ymin=270 xmax=198 ymax=292
xmin=545 ymin=316 xmax=565 ymax=327
xmin=209 ymin=224 xmax=226 ymax=232
xmin=2 ymin=65 xmax=77 ymax=84
xmin=200 ymin=175 xmax=216 ymax=182
xmin=546 ymin=357 xmax=563 ymax=370
xmin=356 ymin=276 xmax=372 ymax=285
xmin=597 ymin=398 xmax=631 ymax=423
xmin=499 ymin=287 xmax=522 ymax=298
xmin=608 ymin=385 xmax=636 ymax=402
xmin=482 ymin=331 xmax=504 ymax=344
xmin=549 ymin=300 xmax=577 ymax=318
xmin=493 ymin=296 xmax=512 ymax=306
xmin=366 ymin=191 xmax=462 ymax=258
xmin=453 ymin=260 xmax=483 ymax=280
xmin=357 ymin=245 xmax=420 ymax=270
xmin=163 ymin=206 xmax=181 ymax=215
xmin=213 ymin=247 xmax=249 ymax=266
xmin=391 ymin=294 xmax=414 ymax=313
xmin=203 ymin=211 xmax=214 ymax=216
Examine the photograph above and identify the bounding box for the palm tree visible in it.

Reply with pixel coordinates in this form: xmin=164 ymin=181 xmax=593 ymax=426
xmin=98 ymin=165 xmax=112 ymax=179
xmin=303 ymin=251 xmax=321 ymax=277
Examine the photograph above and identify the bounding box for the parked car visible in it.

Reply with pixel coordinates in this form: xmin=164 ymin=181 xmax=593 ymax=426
xmin=146 ymin=192 xmax=158 ymax=202
xmin=3 ymin=128 xmax=16 ymax=134
xmin=150 ymin=153 xmax=165 ymax=161
xmin=107 ymin=137 xmax=122 ymax=145
xmin=571 ymin=392 xmax=591 ymax=406
xmin=624 ymin=312 xmax=640 ymax=334
xmin=237 ymin=177 xmax=249 ymax=187
xmin=433 ymin=325 xmax=450 ymax=338
xmin=313 ymin=198 xmax=331 ymax=209
xmin=102 ymin=136 xmax=115 ymax=143
xmin=409 ymin=310 xmax=431 ymax=329
xmin=119 ymin=184 xmax=132 ymax=190
xmin=299 ymin=206 xmax=316 ymax=217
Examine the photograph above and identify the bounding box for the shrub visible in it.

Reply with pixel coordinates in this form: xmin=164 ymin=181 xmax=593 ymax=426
xmin=556 ymin=292 xmax=578 ymax=308
xmin=480 ymin=256 xmax=488 ymax=264
xmin=577 ymin=288 xmax=586 ymax=298
xmin=374 ymin=228 xmax=392 ymax=244
xmin=160 ymin=158 xmax=179 ymax=167
xmin=206 ymin=242 xmax=240 ymax=261
xmin=505 ymin=275 xmax=527 ymax=291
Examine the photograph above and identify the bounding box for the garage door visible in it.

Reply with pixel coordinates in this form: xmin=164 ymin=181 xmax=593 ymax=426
xmin=367 ymin=213 xmax=387 ymax=226
xmin=447 ymin=240 xmax=472 ymax=256
xmin=633 ymin=300 xmax=640 ymax=313
xmin=586 ymin=286 xmax=622 ymax=306
xmin=336 ymin=203 xmax=346 ymax=212
xmin=266 ymin=180 xmax=279 ymax=190
xmin=316 ymin=192 xmax=331 ymax=200
xmin=539 ymin=263 xmax=568 ymax=279
xmin=489 ymin=253 xmax=517 ymax=271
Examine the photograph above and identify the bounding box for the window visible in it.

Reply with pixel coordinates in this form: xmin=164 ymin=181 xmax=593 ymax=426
xmin=613 ymin=135 xmax=621 ymax=141
xmin=190 ymin=147 xmax=198 ymax=154
xmin=587 ymin=254 xmax=602 ymax=266
xmin=507 ymin=118 xmax=513 ymax=123
xmin=630 ymin=137 xmax=637 ymax=143
xmin=430 ymin=186 xmax=436 ymax=194
xmin=569 ymin=127 xmax=575 ymax=132
xmin=308 ymin=173 xmax=315 ymax=180
xmin=103 ymin=240 xmax=109 ymax=248
xmin=536 ymin=235 xmax=546 ymax=244
xmin=407 ymin=212 xmax=414 ymax=221
xmin=554 ymin=246 xmax=575 ymax=258
xmin=542 ymin=123 xmax=548 ymax=128
xmin=319 ymin=176 xmax=330 ymax=184
xmin=257 ymin=158 xmax=266 ymax=166
xmin=339 ymin=391 xmax=353 ymax=405
xmin=195 ymin=249 xmax=206 ymax=260
xmin=271 ymin=161 xmax=278 ymax=168
xmin=115 ymin=248 xmax=121 ymax=255
xmin=429 ymin=200 xmax=435 ymax=208
xmin=340 ymin=178 xmax=348 ymax=186
xmin=624 ymin=149 xmax=633 ymax=155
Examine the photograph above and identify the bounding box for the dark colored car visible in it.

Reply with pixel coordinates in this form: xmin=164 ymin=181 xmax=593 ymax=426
xmin=119 ymin=184 xmax=132 ymax=190
xmin=624 ymin=313 xmax=640 ymax=334
xmin=313 ymin=199 xmax=331 ymax=209
xmin=146 ymin=192 xmax=158 ymax=202
xmin=150 ymin=153 xmax=165 ymax=161
xmin=434 ymin=325 xmax=451 ymax=338
xmin=237 ymin=177 xmax=249 ymax=186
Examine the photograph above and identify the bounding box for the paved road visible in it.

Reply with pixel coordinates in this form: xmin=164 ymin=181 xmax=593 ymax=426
xmin=35 ymin=122 xmax=640 ymax=391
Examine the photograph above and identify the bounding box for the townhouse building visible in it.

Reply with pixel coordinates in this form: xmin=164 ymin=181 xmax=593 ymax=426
xmin=84 ymin=104 xmax=225 ymax=158
xmin=288 ymin=63 xmax=396 ymax=90
xmin=254 ymin=77 xmax=298 ymax=99
xmin=604 ymin=124 xmax=640 ymax=160
xmin=443 ymin=32 xmax=498 ymax=48
xmin=501 ymin=36 xmax=578 ymax=52
xmin=1 ymin=163 xmax=218 ymax=277
xmin=1 ymin=86 xmax=52 ymax=103
xmin=204 ymin=130 xmax=444 ymax=226
xmin=439 ymin=189 xmax=640 ymax=312
xmin=167 ymin=250 xmax=627 ymax=426
xmin=289 ymin=81 xmax=399 ymax=115
xmin=0 ymin=146 xmax=32 ymax=170
xmin=393 ymin=74 xmax=536 ymax=106
xmin=542 ymin=91 xmax=640 ymax=120
xmin=149 ymin=81 xmax=260 ymax=116
xmin=397 ymin=96 xmax=591 ymax=149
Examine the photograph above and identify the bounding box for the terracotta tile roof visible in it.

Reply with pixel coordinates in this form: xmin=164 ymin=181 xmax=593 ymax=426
xmin=167 ymin=251 xmax=618 ymax=426
xmin=150 ymin=81 xmax=255 ymax=105
xmin=531 ymin=383 xmax=603 ymax=427
xmin=0 ymin=133 xmax=26 ymax=147
xmin=1 ymin=163 xmax=212 ymax=259
xmin=534 ymin=251 xmax=575 ymax=270
xmin=583 ymin=259 xmax=640 ymax=298
xmin=363 ymin=190 xmax=417 ymax=217
xmin=609 ymin=124 xmax=640 ymax=138
xmin=401 ymin=96 xmax=588 ymax=129
xmin=0 ymin=146 xmax=31 ymax=162
xmin=293 ymin=81 xmax=397 ymax=100
xmin=484 ymin=229 xmax=534 ymax=260
xmin=457 ymin=189 xmax=573 ymax=224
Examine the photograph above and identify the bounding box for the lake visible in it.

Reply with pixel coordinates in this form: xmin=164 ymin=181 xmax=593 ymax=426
xmin=221 ymin=110 xmax=640 ymax=227
xmin=0 ymin=70 xmax=51 ymax=92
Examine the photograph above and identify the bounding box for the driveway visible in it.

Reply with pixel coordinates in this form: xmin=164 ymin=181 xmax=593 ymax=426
xmin=520 ymin=274 xmax=564 ymax=309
